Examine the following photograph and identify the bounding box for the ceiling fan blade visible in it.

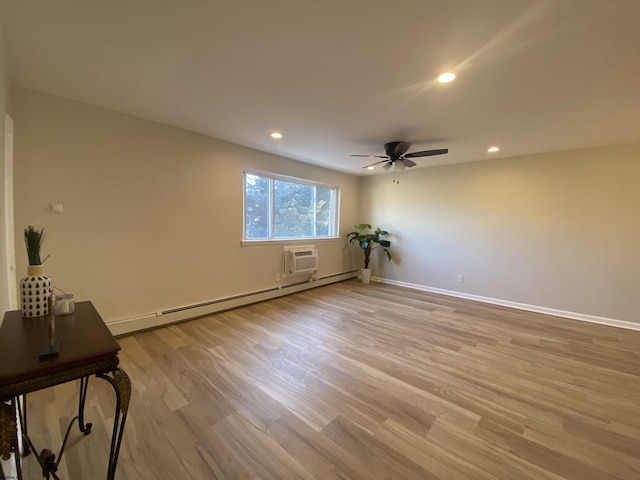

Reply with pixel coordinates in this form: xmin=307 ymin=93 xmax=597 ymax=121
xmin=351 ymin=154 xmax=389 ymax=158
xmin=402 ymin=158 xmax=417 ymax=168
xmin=382 ymin=162 xmax=393 ymax=171
xmin=385 ymin=141 xmax=411 ymax=158
xmin=362 ymin=159 xmax=390 ymax=168
xmin=404 ymin=148 xmax=449 ymax=158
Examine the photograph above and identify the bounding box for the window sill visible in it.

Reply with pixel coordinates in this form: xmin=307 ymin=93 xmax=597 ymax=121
xmin=241 ymin=237 xmax=342 ymax=247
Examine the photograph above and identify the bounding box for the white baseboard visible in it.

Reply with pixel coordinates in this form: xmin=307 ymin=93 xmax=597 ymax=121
xmin=107 ymin=271 xmax=358 ymax=336
xmin=373 ymin=277 xmax=640 ymax=332
xmin=108 ymin=272 xmax=638 ymax=336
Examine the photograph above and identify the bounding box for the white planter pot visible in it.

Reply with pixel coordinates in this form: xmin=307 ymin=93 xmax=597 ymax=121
xmin=20 ymin=265 xmax=52 ymax=318
xmin=361 ymin=268 xmax=372 ymax=284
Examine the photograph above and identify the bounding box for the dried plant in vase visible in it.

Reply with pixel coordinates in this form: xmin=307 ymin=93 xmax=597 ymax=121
xmin=24 ymin=225 xmax=49 ymax=266
xmin=20 ymin=226 xmax=53 ymax=317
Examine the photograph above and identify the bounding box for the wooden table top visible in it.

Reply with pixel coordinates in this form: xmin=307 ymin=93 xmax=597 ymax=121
xmin=0 ymin=301 xmax=120 ymax=387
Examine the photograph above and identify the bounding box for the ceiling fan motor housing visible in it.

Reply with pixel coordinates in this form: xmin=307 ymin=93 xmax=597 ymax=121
xmin=385 ymin=141 xmax=411 ymax=160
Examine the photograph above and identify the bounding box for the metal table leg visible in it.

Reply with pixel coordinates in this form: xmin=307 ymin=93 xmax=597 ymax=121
xmin=96 ymin=368 xmax=131 ymax=480
xmin=10 ymin=367 xmax=131 ymax=480
xmin=77 ymin=377 xmax=92 ymax=435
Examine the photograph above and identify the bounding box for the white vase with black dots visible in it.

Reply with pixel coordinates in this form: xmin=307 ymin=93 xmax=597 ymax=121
xmin=20 ymin=265 xmax=53 ymax=318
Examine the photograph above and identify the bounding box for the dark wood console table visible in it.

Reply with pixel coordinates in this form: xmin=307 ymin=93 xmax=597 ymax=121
xmin=0 ymin=301 xmax=130 ymax=479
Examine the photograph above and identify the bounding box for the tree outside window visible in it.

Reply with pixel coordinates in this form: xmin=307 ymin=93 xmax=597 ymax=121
xmin=244 ymin=171 xmax=339 ymax=240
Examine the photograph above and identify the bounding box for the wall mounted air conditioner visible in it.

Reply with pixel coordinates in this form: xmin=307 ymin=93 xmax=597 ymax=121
xmin=283 ymin=246 xmax=318 ymax=276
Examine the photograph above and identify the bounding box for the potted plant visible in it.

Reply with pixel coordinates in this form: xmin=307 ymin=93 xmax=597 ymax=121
xmin=347 ymin=223 xmax=391 ymax=284
xmin=20 ymin=225 xmax=52 ymax=317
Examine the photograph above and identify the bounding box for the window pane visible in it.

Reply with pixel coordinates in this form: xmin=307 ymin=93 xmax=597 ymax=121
xmin=274 ymin=180 xmax=313 ymax=238
xmin=316 ymin=187 xmax=333 ymax=236
xmin=245 ymin=174 xmax=269 ymax=239
xmin=244 ymin=171 xmax=338 ymax=241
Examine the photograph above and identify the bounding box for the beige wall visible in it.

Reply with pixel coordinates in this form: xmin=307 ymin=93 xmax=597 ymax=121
xmin=360 ymin=145 xmax=640 ymax=324
xmin=11 ymin=86 xmax=639 ymax=326
xmin=12 ymin=88 xmax=359 ymax=323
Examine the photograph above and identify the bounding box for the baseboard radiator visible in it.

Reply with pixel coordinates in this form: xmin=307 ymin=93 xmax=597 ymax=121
xmin=108 ymin=270 xmax=358 ymax=337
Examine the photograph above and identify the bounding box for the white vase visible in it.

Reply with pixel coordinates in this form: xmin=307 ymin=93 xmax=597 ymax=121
xmin=361 ymin=268 xmax=372 ymax=284
xmin=20 ymin=265 xmax=52 ymax=318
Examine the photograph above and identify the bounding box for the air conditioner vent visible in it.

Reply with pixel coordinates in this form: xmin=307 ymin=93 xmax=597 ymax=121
xmin=283 ymin=246 xmax=318 ymax=275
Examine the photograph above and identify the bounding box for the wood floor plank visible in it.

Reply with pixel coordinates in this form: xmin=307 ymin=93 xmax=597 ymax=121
xmin=4 ymin=279 xmax=639 ymax=479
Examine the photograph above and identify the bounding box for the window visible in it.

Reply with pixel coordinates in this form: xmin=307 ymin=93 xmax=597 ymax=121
xmin=244 ymin=170 xmax=339 ymax=241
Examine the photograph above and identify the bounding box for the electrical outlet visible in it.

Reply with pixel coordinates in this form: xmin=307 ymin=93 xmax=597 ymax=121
xmin=457 ymin=275 xmax=464 ymax=283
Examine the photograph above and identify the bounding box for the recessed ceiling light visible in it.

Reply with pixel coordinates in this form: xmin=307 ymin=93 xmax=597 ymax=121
xmin=366 ymin=166 xmax=375 ymax=170
xmin=270 ymin=132 xmax=283 ymax=139
xmin=437 ymin=71 xmax=456 ymax=83
xmin=487 ymin=146 xmax=500 ymax=153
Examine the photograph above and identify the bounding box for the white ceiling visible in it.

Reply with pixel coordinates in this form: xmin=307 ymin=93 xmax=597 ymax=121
xmin=2 ymin=0 xmax=640 ymax=175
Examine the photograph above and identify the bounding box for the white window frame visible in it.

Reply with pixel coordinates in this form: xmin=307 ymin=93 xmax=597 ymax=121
xmin=243 ymin=169 xmax=340 ymax=244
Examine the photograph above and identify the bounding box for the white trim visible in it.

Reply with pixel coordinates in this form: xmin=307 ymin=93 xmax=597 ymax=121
xmin=3 ymin=114 xmax=17 ymax=311
xmin=107 ymin=271 xmax=358 ymax=336
xmin=243 ymin=169 xmax=340 ymax=242
xmin=244 ymin=168 xmax=339 ymax=189
xmin=373 ymin=277 xmax=640 ymax=332
xmin=241 ymin=237 xmax=340 ymax=247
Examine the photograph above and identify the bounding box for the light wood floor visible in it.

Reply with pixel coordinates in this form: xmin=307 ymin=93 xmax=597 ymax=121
xmin=3 ymin=280 xmax=640 ymax=479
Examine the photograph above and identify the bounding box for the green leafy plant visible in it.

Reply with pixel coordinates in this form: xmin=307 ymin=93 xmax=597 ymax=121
xmin=24 ymin=226 xmax=49 ymax=265
xmin=347 ymin=223 xmax=391 ymax=269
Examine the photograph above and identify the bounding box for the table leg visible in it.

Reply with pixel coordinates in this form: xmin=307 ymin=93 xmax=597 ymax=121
xmin=96 ymin=368 xmax=131 ymax=480
xmin=52 ymin=376 xmax=94 ymax=471
xmin=18 ymin=395 xmax=29 ymax=456
xmin=77 ymin=377 xmax=92 ymax=435
xmin=0 ymin=398 xmax=22 ymax=479
xmin=16 ymin=398 xmax=61 ymax=479
xmin=9 ymin=368 xmax=130 ymax=480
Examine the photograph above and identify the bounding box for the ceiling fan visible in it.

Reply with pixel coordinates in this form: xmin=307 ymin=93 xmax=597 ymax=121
xmin=351 ymin=141 xmax=448 ymax=171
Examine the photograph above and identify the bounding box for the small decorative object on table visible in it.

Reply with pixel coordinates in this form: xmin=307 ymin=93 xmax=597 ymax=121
xmin=53 ymin=288 xmax=75 ymax=316
xmin=39 ymin=295 xmax=61 ymax=359
xmin=20 ymin=225 xmax=52 ymax=318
